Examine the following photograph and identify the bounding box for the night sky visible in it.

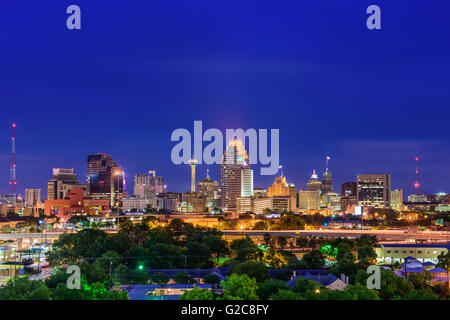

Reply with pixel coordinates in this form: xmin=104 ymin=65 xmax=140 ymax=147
xmin=1 ymin=1 xmax=449 ymax=198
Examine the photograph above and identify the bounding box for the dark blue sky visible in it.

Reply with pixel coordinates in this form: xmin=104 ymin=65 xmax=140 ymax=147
xmin=1 ymin=1 xmax=449 ymax=198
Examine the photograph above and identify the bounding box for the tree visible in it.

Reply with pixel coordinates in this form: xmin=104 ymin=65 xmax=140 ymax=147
xmin=0 ymin=277 xmax=50 ymax=300
xmin=203 ymin=273 xmax=221 ymax=288
xmin=150 ymin=273 xmax=169 ymax=286
xmin=276 ymin=236 xmax=288 ymax=248
xmin=263 ymin=233 xmax=272 ymax=246
xmin=186 ymin=241 xmax=213 ymax=268
xmin=257 ymin=279 xmax=287 ymax=299
xmin=219 ymin=274 xmax=259 ymax=300
xmin=278 ymin=214 xmax=305 ymax=230
xmin=253 ymin=221 xmax=269 ymax=230
xmin=146 ymin=243 xmax=185 ymax=269
xmin=179 ymin=287 xmax=215 ymax=300
xmin=300 ymin=250 xmax=325 ymax=269
xmin=407 ymin=272 xmax=433 ymax=290
xmin=403 ymin=288 xmax=439 ymax=300
xmin=437 ymin=252 xmax=449 ymax=269
xmin=357 ymin=246 xmax=377 ymax=266
xmin=356 ymin=235 xmax=377 ymax=248
xmin=232 ymin=261 xmax=269 ymax=283
xmin=269 ymin=289 xmax=304 ymax=300
xmin=341 ymin=283 xmax=380 ymax=300
xmin=295 ymin=237 xmax=309 ymax=248
xmin=174 ymin=272 xmax=196 ymax=284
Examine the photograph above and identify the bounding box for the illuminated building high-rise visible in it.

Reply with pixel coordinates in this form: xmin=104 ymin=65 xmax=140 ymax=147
xmin=87 ymin=153 xmax=124 ymax=209
xmin=197 ymin=170 xmax=219 ymax=210
xmin=220 ymin=139 xmax=252 ymax=212
xmin=357 ymin=174 xmax=391 ymax=209
xmin=134 ymin=171 xmax=164 ymax=198
xmin=47 ymin=168 xmax=88 ymax=200
xmin=391 ymin=189 xmax=403 ymax=210
xmin=306 ymin=170 xmax=322 ymax=192
xmin=342 ymin=182 xmax=357 ymax=197
xmin=25 ymin=188 xmax=41 ymax=206
xmin=268 ymin=176 xmax=297 ymax=198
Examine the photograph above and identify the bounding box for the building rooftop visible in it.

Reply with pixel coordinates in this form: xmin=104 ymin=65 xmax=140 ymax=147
xmin=380 ymin=243 xmax=450 ymax=249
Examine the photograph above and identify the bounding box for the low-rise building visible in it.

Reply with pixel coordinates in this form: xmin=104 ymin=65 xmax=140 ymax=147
xmin=376 ymin=243 xmax=450 ymax=264
xmin=44 ymin=188 xmax=109 ymax=221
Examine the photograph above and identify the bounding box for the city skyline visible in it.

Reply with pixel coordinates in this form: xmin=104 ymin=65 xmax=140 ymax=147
xmin=0 ymin=135 xmax=447 ymax=200
xmin=1 ymin=1 xmax=450 ymax=196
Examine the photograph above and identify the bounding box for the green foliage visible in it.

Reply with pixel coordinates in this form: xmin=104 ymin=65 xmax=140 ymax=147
xmin=219 ymin=274 xmax=259 ymax=300
xmin=269 ymin=289 xmax=304 ymax=300
xmin=174 ymin=272 xmax=196 ymax=284
xmin=278 ymin=214 xmax=305 ymax=230
xmin=257 ymin=279 xmax=287 ymax=299
xmin=203 ymin=273 xmax=221 ymax=286
xmin=150 ymin=272 xmax=169 ymax=286
xmin=300 ymin=250 xmax=326 ymax=269
xmin=0 ymin=277 xmax=50 ymax=300
xmin=179 ymin=287 xmax=215 ymax=300
xmin=232 ymin=261 xmax=269 ymax=283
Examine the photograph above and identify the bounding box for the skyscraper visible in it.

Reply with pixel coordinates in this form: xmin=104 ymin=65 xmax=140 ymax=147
xmin=391 ymin=189 xmax=403 ymax=210
xmin=220 ymin=139 xmax=252 ymax=212
xmin=322 ymin=169 xmax=333 ymax=194
xmin=298 ymin=190 xmax=321 ymax=210
xmin=342 ymin=182 xmax=357 ymax=197
xmin=134 ymin=171 xmax=164 ymax=198
xmin=47 ymin=168 xmax=87 ymax=200
xmin=25 ymin=188 xmax=41 ymax=206
xmin=357 ymin=174 xmax=391 ymax=209
xmin=197 ymin=173 xmax=219 ymax=210
xmin=306 ymin=170 xmax=322 ymax=192
xmin=87 ymin=153 xmax=124 ymax=209
xmin=268 ymin=176 xmax=297 ymax=198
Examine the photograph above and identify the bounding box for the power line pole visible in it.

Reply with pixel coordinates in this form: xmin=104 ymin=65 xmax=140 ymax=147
xmin=109 ymin=257 xmax=112 ymax=279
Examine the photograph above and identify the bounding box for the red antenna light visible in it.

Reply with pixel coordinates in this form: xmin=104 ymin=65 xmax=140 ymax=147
xmin=414 ymin=157 xmax=420 ymax=193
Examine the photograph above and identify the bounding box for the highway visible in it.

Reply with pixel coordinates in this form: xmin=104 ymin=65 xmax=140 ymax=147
xmin=221 ymin=229 xmax=450 ymax=242
xmin=0 ymin=229 xmax=448 ymax=242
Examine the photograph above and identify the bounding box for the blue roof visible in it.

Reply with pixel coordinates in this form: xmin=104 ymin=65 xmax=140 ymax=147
xmin=121 ymin=284 xmax=212 ymax=300
xmin=428 ymin=268 xmax=447 ymax=273
xmin=405 ymin=256 xmax=418 ymax=261
xmin=404 ymin=267 xmax=426 ymax=273
xmin=287 ymin=272 xmax=340 ymax=287
xmin=147 ymin=268 xmax=230 ymax=279
xmin=423 ymin=262 xmax=436 ymax=267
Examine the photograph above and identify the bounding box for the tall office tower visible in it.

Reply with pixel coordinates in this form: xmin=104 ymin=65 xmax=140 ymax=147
xmin=322 ymin=169 xmax=333 ymax=194
xmin=268 ymin=176 xmax=297 ymax=198
xmin=220 ymin=139 xmax=252 ymax=212
xmin=110 ymin=167 xmax=125 ymax=209
xmin=342 ymin=182 xmax=357 ymax=197
xmin=197 ymin=171 xmax=219 ymax=210
xmin=298 ymin=190 xmax=321 ymax=210
xmin=134 ymin=171 xmax=164 ymax=198
xmin=241 ymin=168 xmax=254 ymax=197
xmin=87 ymin=153 xmax=117 ymax=178
xmin=321 ymin=156 xmax=333 ymax=195
xmin=25 ymin=188 xmax=41 ymax=206
xmin=87 ymin=153 xmax=118 ymax=194
xmin=306 ymin=170 xmax=322 ymax=192
xmin=357 ymin=174 xmax=391 ymax=209
xmin=391 ymin=189 xmax=403 ymax=210
xmin=47 ymin=168 xmax=88 ymax=200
